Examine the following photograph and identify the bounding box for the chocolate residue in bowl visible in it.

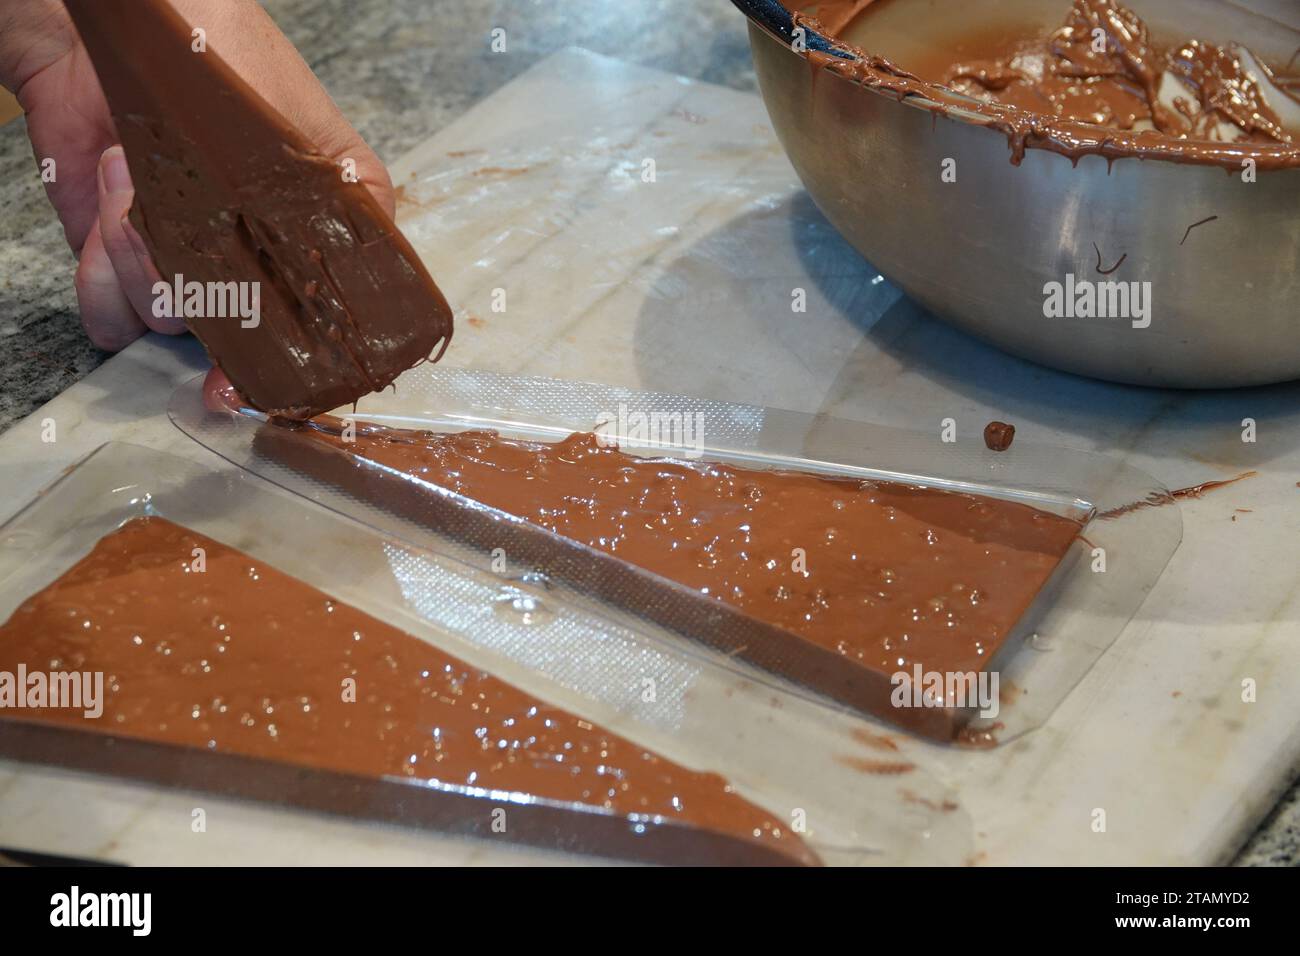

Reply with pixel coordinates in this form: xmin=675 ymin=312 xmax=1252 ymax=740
xmin=789 ymin=0 xmax=1300 ymax=170
xmin=1092 ymin=242 xmax=1127 ymax=274
xmin=933 ymin=1 xmax=1297 ymax=145
xmin=1180 ymin=215 xmax=1220 ymax=245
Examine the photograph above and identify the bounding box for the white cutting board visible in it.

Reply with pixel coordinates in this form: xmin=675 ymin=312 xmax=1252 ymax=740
xmin=1 ymin=49 xmax=1297 ymax=865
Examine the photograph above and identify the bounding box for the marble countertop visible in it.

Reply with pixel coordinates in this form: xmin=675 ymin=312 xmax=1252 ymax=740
xmin=0 ymin=0 xmax=1293 ymax=866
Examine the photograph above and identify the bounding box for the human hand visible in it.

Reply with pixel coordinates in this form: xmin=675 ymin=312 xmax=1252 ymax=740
xmin=1 ymin=0 xmax=396 ymax=352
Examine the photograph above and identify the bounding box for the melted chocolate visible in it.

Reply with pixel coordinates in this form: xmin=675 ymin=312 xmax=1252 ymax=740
xmin=0 ymin=517 xmax=813 ymax=865
xmin=1097 ymin=470 xmax=1257 ymax=519
xmin=983 ymin=421 xmax=1016 ymax=452
xmin=928 ymin=1 xmax=1294 ymax=144
xmin=64 ymin=0 xmax=453 ymax=418
xmin=277 ymin=418 xmax=1081 ymax=687
xmin=791 ymin=0 xmax=1300 ymax=169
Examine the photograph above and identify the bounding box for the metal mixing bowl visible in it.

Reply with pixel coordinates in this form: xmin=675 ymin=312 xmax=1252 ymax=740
xmin=732 ymin=0 xmax=1300 ymax=387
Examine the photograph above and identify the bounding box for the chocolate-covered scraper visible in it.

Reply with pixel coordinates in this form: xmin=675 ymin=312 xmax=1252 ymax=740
xmin=64 ymin=0 xmax=453 ymax=418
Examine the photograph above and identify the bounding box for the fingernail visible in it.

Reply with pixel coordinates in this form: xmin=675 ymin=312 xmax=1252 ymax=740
xmin=100 ymin=147 xmax=132 ymax=194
